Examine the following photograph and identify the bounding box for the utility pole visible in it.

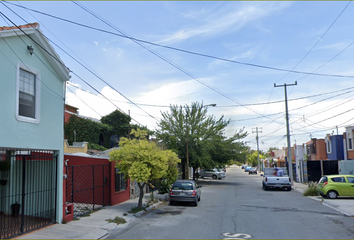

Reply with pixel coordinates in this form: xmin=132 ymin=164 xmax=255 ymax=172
xmin=274 ymin=81 xmax=297 ymax=186
xmin=336 ymin=125 xmax=340 ymax=160
xmin=252 ymin=127 xmax=262 ymax=170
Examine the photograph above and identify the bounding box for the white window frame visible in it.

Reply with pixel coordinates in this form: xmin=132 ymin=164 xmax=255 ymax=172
xmin=16 ymin=62 xmax=41 ymax=124
xmin=326 ymin=137 xmax=332 ymax=154
xmin=348 ymin=132 xmax=353 ymax=150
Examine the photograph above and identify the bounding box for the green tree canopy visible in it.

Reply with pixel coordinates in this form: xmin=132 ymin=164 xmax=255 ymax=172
xmin=109 ymin=128 xmax=180 ymax=208
xmin=100 ymin=110 xmax=131 ymax=138
xmin=246 ymin=150 xmax=266 ymax=167
xmin=64 ymin=115 xmax=113 ymax=148
xmin=155 ymin=101 xmax=248 ymax=179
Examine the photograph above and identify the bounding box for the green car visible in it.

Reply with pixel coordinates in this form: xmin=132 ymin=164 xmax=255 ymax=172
xmin=317 ymin=175 xmax=354 ymax=199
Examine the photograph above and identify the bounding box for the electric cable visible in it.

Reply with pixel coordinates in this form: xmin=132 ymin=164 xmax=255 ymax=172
xmin=275 ymin=0 xmax=352 ymax=84
xmin=3 ymin=1 xmax=354 ymax=79
xmin=0 ymin=8 xmax=145 ymax=126
xmin=66 ymin=86 xmax=103 ymax=117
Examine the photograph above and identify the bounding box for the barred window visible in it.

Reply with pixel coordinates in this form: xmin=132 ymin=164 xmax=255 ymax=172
xmin=115 ymin=168 xmax=126 ymax=192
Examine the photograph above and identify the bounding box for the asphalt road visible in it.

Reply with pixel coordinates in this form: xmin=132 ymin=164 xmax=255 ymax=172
xmin=105 ymin=167 xmax=354 ymax=239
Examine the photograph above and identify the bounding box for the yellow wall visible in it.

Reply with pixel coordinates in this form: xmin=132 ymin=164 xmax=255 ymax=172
xmin=64 ymin=140 xmax=88 ymax=154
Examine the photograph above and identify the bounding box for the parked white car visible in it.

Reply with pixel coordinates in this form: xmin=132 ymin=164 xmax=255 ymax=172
xmin=198 ymin=169 xmax=226 ymax=180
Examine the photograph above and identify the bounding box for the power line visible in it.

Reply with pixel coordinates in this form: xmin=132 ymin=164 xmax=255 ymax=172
xmin=66 ymin=86 xmax=103 ymax=117
xmin=4 ymin=1 xmax=354 ymax=79
xmin=0 ymin=6 xmax=146 ymax=126
xmin=275 ymin=0 xmax=352 ymax=83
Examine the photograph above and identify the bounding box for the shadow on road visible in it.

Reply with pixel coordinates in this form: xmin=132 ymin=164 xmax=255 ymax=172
xmin=195 ymin=178 xmax=241 ymax=187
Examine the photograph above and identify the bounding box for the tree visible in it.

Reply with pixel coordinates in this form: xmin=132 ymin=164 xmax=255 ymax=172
xmin=204 ymin=128 xmax=248 ymax=169
xmin=246 ymin=151 xmax=266 ymax=167
xmin=109 ymin=128 xmax=180 ymax=208
xmin=64 ymin=115 xmax=113 ymax=148
xmin=101 ymin=110 xmax=131 ymax=138
xmin=156 ymin=101 xmax=247 ymax=179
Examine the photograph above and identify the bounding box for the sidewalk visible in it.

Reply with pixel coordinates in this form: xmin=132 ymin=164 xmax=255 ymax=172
xmin=259 ymin=169 xmax=354 ymax=217
xmin=17 ymin=192 xmax=165 ymax=239
xmin=292 ymin=181 xmax=354 ymax=217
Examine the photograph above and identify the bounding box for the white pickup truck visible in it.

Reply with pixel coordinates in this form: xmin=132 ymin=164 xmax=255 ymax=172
xmin=262 ymin=167 xmax=291 ymax=191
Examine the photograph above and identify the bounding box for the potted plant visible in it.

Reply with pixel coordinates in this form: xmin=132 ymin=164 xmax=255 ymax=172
xmin=11 ymin=201 xmax=21 ymax=217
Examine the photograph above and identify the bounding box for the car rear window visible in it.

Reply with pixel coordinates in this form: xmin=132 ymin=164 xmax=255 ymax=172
xmin=319 ymin=177 xmax=328 ymax=183
xmin=330 ymin=177 xmax=346 ymax=183
xmin=172 ymin=183 xmax=193 ymax=190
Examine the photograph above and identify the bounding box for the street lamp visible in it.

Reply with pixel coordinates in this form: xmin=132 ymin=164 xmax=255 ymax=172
xmin=185 ymin=103 xmax=216 ymax=179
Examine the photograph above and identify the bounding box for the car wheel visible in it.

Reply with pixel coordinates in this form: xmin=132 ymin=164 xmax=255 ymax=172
xmin=286 ymin=187 xmax=291 ymax=191
xmin=194 ymin=198 xmax=198 ymax=206
xmin=327 ymin=190 xmax=338 ymax=199
xmin=198 ymin=195 xmax=201 ymax=201
xmin=170 ymin=201 xmax=175 ymax=205
xmin=262 ymin=183 xmax=268 ymax=191
xmin=212 ymin=175 xmax=217 ymax=179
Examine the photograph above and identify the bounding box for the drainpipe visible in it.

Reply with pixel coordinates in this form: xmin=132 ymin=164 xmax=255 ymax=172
xmin=343 ymin=139 xmax=348 ymax=160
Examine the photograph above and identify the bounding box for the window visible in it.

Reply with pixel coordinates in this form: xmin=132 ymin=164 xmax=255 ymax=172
xmin=331 ymin=177 xmax=345 ymax=183
xmin=16 ymin=63 xmax=40 ymax=124
xmin=346 ymin=177 xmax=354 ymax=183
xmin=319 ymin=177 xmax=328 ymax=183
xmin=115 ymin=168 xmax=126 ymax=192
xmin=349 ymin=138 xmax=353 ymax=150
xmin=326 ymin=138 xmax=332 ymax=154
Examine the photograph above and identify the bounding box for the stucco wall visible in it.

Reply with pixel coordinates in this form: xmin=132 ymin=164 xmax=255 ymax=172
xmin=0 ymin=34 xmax=68 ymax=223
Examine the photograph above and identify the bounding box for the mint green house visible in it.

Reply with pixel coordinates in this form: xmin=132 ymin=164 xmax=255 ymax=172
xmin=0 ymin=23 xmax=70 ymax=238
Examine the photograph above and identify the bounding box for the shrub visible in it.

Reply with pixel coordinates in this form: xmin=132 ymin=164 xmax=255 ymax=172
xmin=158 ymin=179 xmax=171 ymax=194
xmin=88 ymin=143 xmax=107 ymax=151
xmin=303 ymin=181 xmax=319 ymax=196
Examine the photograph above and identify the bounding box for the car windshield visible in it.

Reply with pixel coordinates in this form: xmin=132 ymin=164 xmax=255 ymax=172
xmin=172 ymin=182 xmax=193 ymax=190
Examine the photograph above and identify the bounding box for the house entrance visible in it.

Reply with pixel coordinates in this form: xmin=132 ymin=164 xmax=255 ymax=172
xmin=0 ymin=150 xmax=57 ymax=239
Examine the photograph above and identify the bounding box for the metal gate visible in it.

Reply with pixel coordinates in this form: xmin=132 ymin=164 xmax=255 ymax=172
xmin=323 ymin=160 xmax=338 ymax=176
xmin=0 ymin=150 xmax=57 ymax=239
xmin=307 ymin=161 xmax=322 ymax=182
xmin=307 ymin=160 xmax=339 ymax=182
xmin=65 ymin=164 xmax=111 ymax=218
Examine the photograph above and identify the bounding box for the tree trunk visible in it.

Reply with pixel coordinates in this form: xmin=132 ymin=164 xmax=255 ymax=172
xmin=137 ymin=182 xmax=145 ymax=208
xmin=192 ymin=167 xmax=196 ymax=180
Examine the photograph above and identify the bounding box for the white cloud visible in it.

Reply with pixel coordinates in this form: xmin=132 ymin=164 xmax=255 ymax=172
xmin=94 ymin=41 xmax=98 ymax=46
xmin=157 ymin=2 xmax=292 ymax=44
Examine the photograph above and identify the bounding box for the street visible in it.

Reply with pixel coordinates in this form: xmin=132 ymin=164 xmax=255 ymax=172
xmin=105 ymin=167 xmax=354 ymax=239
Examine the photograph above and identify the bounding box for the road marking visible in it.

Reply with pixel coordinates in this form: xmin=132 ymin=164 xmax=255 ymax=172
xmin=222 ymin=233 xmax=252 ymax=239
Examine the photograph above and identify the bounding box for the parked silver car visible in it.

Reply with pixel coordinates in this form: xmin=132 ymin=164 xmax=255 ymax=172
xmin=198 ymin=169 xmax=226 ymax=179
xmin=169 ymin=180 xmax=202 ymax=206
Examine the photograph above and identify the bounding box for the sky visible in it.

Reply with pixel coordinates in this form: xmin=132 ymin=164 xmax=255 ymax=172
xmin=1 ymin=1 xmax=354 ymax=152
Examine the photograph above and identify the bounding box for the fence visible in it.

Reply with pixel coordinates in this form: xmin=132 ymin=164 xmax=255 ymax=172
xmin=307 ymin=160 xmax=338 ymax=182
xmin=65 ymin=164 xmax=111 ymax=218
xmin=0 ymin=150 xmax=57 ymax=239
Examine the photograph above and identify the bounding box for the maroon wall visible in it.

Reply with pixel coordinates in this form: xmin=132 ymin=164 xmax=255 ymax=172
xmin=63 ymin=154 xmax=130 ymax=220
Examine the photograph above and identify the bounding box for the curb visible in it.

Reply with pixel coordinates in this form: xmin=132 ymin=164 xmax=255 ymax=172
xmin=308 ymin=196 xmax=354 ymax=217
xmin=133 ymin=201 xmax=164 ymax=217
